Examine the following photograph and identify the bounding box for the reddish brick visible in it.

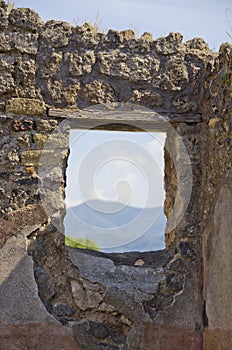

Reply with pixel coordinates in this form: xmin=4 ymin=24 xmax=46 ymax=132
xmin=0 ymin=204 xmax=48 ymax=248
xmin=0 ymin=322 xmax=79 ymax=350
xmin=11 ymin=119 xmax=34 ymax=131
xmin=141 ymin=324 xmax=203 ymax=350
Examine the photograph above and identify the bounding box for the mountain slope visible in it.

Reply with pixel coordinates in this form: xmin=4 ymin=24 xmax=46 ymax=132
xmin=64 ymin=200 xmax=166 ymax=253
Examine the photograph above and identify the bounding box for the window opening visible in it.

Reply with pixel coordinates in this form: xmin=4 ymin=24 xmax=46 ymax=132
xmin=64 ymin=128 xmax=166 ymax=253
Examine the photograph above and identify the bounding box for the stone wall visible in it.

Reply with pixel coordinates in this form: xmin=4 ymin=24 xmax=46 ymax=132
xmin=0 ymin=1 xmax=231 ymax=349
xmin=202 ymin=44 xmax=232 ymax=349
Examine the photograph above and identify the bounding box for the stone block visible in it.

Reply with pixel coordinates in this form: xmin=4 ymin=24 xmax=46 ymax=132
xmin=37 ymin=119 xmax=58 ymax=132
xmin=97 ymin=51 xmax=160 ymax=81
xmin=21 ymin=149 xmax=68 ymax=166
xmin=11 ymin=119 xmax=34 ymax=131
xmin=33 ymin=133 xmax=48 ymax=148
xmin=6 ymin=98 xmax=46 ymax=116
xmin=79 ymin=80 xmax=116 ymax=106
xmin=0 ymin=71 xmax=15 ymax=94
xmin=13 ymin=57 xmax=36 ymax=98
xmin=38 ymin=51 xmax=62 ymax=79
xmin=40 ymin=20 xmax=72 ymax=48
xmin=16 ymin=134 xmax=31 ymax=148
xmin=155 ymin=32 xmax=185 ymax=55
xmin=0 ymin=0 xmax=8 ymax=29
xmin=40 ymin=79 xmax=80 ymax=107
xmin=71 ymin=23 xmax=100 ymax=51
xmin=119 ymin=30 xmax=135 ymax=41
xmin=9 ymin=7 xmax=42 ymax=31
xmin=21 ymin=150 xmax=42 ymax=166
xmin=140 ymin=32 xmax=153 ymax=41
xmin=45 ymin=133 xmax=69 ymax=149
xmin=64 ymin=51 xmax=96 ymax=77
xmin=153 ymin=55 xmax=189 ymax=91
xmin=0 ymin=31 xmax=39 ymax=55
xmin=186 ymin=37 xmax=209 ymax=51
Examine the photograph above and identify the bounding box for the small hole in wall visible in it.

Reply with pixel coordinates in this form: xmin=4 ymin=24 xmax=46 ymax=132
xmin=64 ymin=128 xmax=166 ymax=253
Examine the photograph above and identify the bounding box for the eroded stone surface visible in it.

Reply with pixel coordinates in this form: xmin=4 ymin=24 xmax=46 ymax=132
xmin=0 ymin=31 xmax=39 ymax=54
xmin=69 ymin=248 xmax=165 ymax=293
xmin=204 ymin=185 xmax=232 ymax=330
xmin=204 ymin=329 xmax=232 ymax=350
xmin=40 ymin=20 xmax=72 ymax=48
xmin=0 ymin=205 xmax=47 ymax=248
xmin=98 ymin=51 xmax=160 ymax=81
xmin=154 ymin=32 xmax=185 ymax=55
xmin=68 ymin=248 xmax=167 ymax=324
xmin=0 ymin=231 xmax=56 ymax=324
xmin=0 ymin=0 xmax=8 ymax=29
xmin=6 ymin=98 xmax=46 ymax=115
xmin=9 ymin=7 xmax=42 ymax=30
xmin=0 ymin=0 xmax=217 ymax=111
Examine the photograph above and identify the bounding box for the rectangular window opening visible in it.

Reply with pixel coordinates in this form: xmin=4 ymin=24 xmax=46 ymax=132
xmin=64 ymin=128 xmax=167 ymax=253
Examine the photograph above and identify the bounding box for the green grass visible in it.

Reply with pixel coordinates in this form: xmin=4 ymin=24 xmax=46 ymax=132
xmin=65 ymin=235 xmax=100 ymax=251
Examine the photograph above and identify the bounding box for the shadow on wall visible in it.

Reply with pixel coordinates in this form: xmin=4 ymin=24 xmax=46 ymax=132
xmin=0 ymin=235 xmax=79 ymax=349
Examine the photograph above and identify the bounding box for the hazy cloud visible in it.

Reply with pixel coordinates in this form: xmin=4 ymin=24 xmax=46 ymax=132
xmin=66 ymin=129 xmax=165 ymax=208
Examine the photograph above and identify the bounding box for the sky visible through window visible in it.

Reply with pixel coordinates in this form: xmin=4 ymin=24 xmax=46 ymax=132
xmin=64 ymin=129 xmax=166 ymax=253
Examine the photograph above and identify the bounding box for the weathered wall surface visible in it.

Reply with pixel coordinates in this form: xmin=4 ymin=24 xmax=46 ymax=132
xmin=0 ymin=0 xmax=215 ymax=112
xmin=202 ymin=45 xmax=232 ymax=349
xmin=0 ymin=1 xmax=231 ymax=349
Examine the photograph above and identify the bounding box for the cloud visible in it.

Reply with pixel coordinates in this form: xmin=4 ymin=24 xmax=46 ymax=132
xmin=66 ymin=129 xmax=165 ymax=208
xmin=94 ymin=164 xmax=148 ymax=206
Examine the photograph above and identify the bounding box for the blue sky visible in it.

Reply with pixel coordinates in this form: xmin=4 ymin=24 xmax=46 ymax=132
xmin=13 ymin=0 xmax=232 ymax=50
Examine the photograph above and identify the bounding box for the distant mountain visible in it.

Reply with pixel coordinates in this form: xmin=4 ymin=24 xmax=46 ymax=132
xmin=64 ymin=200 xmax=166 ymax=253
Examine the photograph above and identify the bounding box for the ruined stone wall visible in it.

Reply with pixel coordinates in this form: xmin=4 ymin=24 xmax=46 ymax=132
xmin=0 ymin=1 xmax=231 ymax=349
xmin=202 ymin=44 xmax=232 ymax=349
xmin=0 ymin=0 xmax=214 ymax=112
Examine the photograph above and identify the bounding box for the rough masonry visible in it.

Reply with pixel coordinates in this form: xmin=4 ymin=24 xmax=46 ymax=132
xmin=0 ymin=1 xmax=231 ymax=349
